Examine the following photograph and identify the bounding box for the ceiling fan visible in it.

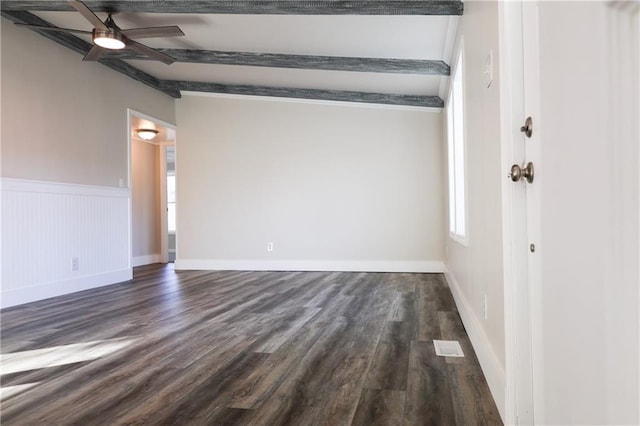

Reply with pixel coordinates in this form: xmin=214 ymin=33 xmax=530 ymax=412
xmin=15 ymin=0 xmax=184 ymax=64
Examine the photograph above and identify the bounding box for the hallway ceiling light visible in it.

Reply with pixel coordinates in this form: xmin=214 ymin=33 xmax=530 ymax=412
xmin=136 ymin=129 xmax=159 ymax=140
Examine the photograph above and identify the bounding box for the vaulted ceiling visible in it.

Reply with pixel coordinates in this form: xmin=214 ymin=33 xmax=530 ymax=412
xmin=1 ymin=1 xmax=463 ymax=107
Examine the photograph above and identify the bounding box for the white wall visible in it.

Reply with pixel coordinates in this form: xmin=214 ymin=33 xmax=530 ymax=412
xmin=175 ymin=94 xmax=445 ymax=272
xmin=443 ymin=0 xmax=507 ymax=417
xmin=1 ymin=21 xmax=175 ymax=187
xmin=1 ymin=20 xmax=175 ymax=307
xmin=131 ymin=139 xmax=161 ymax=265
xmin=533 ymin=2 xmax=639 ymax=424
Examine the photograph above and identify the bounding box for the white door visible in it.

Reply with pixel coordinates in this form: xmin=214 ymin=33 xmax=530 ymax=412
xmin=519 ymin=2 xmax=542 ymax=424
xmin=510 ymin=1 xmax=639 ymax=424
xmin=499 ymin=1 xmax=539 ymax=424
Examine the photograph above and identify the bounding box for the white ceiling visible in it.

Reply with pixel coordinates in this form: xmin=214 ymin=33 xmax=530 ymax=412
xmin=31 ymin=10 xmax=458 ymax=102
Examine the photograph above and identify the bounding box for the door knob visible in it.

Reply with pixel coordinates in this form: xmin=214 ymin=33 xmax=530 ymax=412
xmin=510 ymin=162 xmax=534 ymax=183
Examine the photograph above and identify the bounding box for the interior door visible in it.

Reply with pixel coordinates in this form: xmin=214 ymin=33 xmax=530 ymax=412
xmin=519 ymin=2 xmax=542 ymax=423
xmin=501 ymin=1 xmax=538 ymax=424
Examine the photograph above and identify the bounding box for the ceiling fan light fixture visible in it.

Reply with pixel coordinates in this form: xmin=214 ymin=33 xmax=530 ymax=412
xmin=136 ymin=129 xmax=159 ymax=140
xmin=93 ymin=29 xmax=125 ymax=49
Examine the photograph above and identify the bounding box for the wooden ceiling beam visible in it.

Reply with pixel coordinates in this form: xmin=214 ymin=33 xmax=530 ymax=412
xmin=161 ymin=80 xmax=444 ymax=108
xmin=1 ymin=1 xmax=463 ymax=16
xmin=2 ymin=10 xmax=447 ymax=106
xmin=105 ymin=49 xmax=450 ymax=75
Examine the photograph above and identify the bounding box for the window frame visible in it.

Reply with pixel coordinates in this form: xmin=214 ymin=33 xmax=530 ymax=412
xmin=446 ymin=42 xmax=468 ymax=246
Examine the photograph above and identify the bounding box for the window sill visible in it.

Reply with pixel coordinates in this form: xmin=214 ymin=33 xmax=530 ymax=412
xmin=449 ymin=233 xmax=468 ymax=247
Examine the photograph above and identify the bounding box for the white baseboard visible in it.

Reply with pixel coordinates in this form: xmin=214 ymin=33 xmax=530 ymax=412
xmin=174 ymin=259 xmax=446 ymax=273
xmin=444 ymin=270 xmax=506 ymax=421
xmin=1 ymin=268 xmax=132 ymax=309
xmin=132 ymin=254 xmax=162 ymax=267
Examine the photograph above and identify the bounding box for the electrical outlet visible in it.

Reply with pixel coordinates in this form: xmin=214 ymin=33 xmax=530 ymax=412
xmin=483 ymin=294 xmax=488 ymax=320
xmin=72 ymin=257 xmax=79 ymax=271
xmin=266 ymin=242 xmax=274 ymax=252
xmin=118 ymin=177 xmax=125 ymax=188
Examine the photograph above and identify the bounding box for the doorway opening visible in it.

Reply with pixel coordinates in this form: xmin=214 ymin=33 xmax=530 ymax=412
xmin=128 ymin=109 xmax=177 ymax=267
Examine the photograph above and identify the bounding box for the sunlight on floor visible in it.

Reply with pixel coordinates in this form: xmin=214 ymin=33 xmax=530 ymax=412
xmin=0 ymin=337 xmax=136 ymax=375
xmin=0 ymin=382 xmax=40 ymax=400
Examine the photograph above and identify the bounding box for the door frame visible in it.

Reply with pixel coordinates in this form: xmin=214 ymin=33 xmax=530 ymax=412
xmin=127 ymin=108 xmax=177 ymax=267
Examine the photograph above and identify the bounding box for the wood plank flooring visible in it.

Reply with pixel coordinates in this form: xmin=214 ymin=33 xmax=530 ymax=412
xmin=0 ymin=264 xmax=502 ymax=425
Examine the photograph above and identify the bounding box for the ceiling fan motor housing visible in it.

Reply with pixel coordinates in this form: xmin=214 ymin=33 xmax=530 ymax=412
xmin=14 ymin=1 xmax=180 ymax=62
xmin=92 ymin=27 xmax=125 ymax=49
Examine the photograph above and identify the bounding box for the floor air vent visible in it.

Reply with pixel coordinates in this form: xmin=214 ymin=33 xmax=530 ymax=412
xmin=433 ymin=340 xmax=465 ymax=357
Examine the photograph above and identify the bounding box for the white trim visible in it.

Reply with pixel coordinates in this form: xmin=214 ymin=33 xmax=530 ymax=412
xmin=445 ymin=270 xmax=506 ymax=421
xmin=132 ymin=254 xmax=162 ymax=267
xmin=175 ymin=259 xmax=446 ymax=273
xmin=1 ymin=268 xmax=132 ymax=309
xmin=1 ymin=178 xmax=129 ymax=198
xmin=127 ymin=109 xmax=176 ymax=130
xmin=180 ymin=91 xmax=443 ymax=113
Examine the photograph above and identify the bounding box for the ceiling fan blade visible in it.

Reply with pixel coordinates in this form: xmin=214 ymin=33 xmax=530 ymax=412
xmin=121 ymin=26 xmax=184 ymax=39
xmin=126 ymin=39 xmax=176 ymax=65
xmin=83 ymin=44 xmax=105 ymax=61
xmin=68 ymin=0 xmax=107 ymax=30
xmin=14 ymin=23 xmax=92 ymax=34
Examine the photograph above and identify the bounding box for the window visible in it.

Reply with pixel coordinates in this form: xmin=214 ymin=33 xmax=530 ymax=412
xmin=167 ymin=174 xmax=176 ymax=233
xmin=447 ymin=48 xmax=466 ymax=241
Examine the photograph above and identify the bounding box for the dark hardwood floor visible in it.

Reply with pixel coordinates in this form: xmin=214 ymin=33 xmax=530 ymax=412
xmin=0 ymin=264 xmax=502 ymax=425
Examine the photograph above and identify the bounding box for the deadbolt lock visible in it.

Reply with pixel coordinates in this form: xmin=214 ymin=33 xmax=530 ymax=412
xmin=510 ymin=162 xmax=534 ymax=184
xmin=520 ymin=117 xmax=533 ymax=138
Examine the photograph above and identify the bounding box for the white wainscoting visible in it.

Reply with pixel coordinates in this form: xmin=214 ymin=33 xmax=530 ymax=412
xmin=1 ymin=178 xmax=132 ymax=308
xmin=175 ymin=259 xmax=446 ymax=273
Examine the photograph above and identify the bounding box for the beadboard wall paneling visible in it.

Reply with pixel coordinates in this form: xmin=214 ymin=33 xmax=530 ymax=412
xmin=1 ymin=178 xmax=132 ymax=308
